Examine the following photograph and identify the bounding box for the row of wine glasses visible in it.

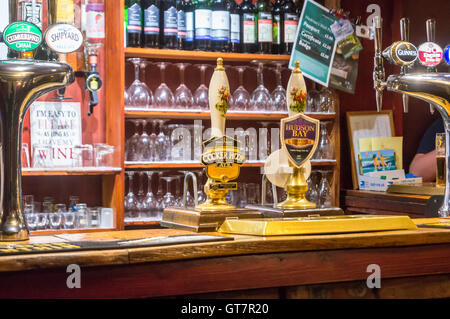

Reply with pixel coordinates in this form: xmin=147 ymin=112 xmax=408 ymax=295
xmin=125 ymin=118 xmax=335 ymax=163
xmin=124 ymin=170 xmax=207 ymax=221
xmin=125 ymin=58 xmax=324 ymax=113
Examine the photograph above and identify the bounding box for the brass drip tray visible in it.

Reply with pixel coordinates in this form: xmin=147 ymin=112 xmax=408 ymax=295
xmin=218 ymin=215 xmax=417 ymax=236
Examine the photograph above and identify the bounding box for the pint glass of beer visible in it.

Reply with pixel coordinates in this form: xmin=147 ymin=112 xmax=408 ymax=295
xmin=436 ymin=133 xmax=446 ymax=187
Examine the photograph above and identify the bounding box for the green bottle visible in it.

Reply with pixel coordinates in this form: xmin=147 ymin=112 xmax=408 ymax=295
xmin=283 ymin=0 xmax=298 ymax=54
xmin=127 ymin=0 xmax=143 ymax=47
xmin=193 ymin=0 xmax=212 ymax=51
xmin=272 ymin=0 xmax=283 ymax=54
xmin=256 ymin=0 xmax=273 ymax=54
xmin=240 ymin=0 xmax=257 ymax=53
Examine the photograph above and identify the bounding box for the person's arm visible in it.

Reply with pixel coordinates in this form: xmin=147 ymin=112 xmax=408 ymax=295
xmin=409 ymin=150 xmax=436 ymax=182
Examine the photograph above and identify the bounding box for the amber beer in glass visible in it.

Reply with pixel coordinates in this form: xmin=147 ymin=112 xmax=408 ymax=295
xmin=436 ymin=133 xmax=446 ymax=187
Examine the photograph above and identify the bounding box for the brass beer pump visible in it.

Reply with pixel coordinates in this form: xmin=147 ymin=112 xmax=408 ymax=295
xmin=0 ymin=1 xmax=75 ymax=241
xmin=372 ymin=16 xmax=450 ymax=216
xmin=161 ymin=58 xmax=263 ymax=232
xmin=247 ymin=61 xmax=344 ymax=218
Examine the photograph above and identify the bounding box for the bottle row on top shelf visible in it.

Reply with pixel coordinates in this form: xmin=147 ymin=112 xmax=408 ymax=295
xmin=125 ymin=0 xmax=302 ymax=55
xmin=125 ymin=58 xmax=337 ymax=113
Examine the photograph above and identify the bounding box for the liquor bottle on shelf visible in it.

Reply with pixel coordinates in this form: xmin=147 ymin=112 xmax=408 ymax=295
xmin=126 ymin=0 xmax=142 ymax=47
xmin=283 ymin=0 xmax=298 ymax=54
xmin=256 ymin=0 xmax=273 ymax=54
xmin=194 ymin=0 xmax=212 ymax=51
xmin=229 ymin=0 xmax=241 ymax=53
xmin=185 ymin=0 xmax=195 ymax=50
xmin=211 ymin=0 xmax=230 ymax=52
xmin=142 ymin=0 xmax=160 ymax=48
xmin=162 ymin=0 xmax=178 ymax=49
xmin=240 ymin=0 xmax=257 ymax=54
xmin=177 ymin=0 xmax=187 ymax=49
xmin=272 ymin=0 xmax=283 ymax=54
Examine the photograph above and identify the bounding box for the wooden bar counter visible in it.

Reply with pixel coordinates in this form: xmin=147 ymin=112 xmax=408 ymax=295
xmin=1 ymin=219 xmax=450 ymax=299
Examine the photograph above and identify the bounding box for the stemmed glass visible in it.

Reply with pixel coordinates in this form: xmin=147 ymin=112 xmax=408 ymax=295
xmin=155 ymin=172 xmax=165 ymax=217
xmin=136 ymin=172 xmax=148 ymax=218
xmin=306 ymin=82 xmax=320 ymax=113
xmin=160 ymin=176 xmax=177 ymax=212
xmin=317 ymin=121 xmax=334 ymax=160
xmin=126 ymin=58 xmax=152 ymax=108
xmin=270 ymin=62 xmax=287 ymax=112
xmin=318 ymin=170 xmax=333 ymax=208
xmin=249 ymin=62 xmax=271 ymax=111
xmin=259 ymin=121 xmax=271 ymax=161
xmin=174 ymin=63 xmax=194 ymax=110
xmin=156 ymin=119 xmax=170 ymax=162
xmin=154 ymin=62 xmax=175 ymax=109
xmin=126 ymin=119 xmax=141 ymax=162
xmin=137 ymin=120 xmax=152 ymax=161
xmin=195 ymin=169 xmax=207 ymax=204
xmin=142 ymin=171 xmax=158 ymax=219
xmin=318 ymin=86 xmax=336 ymax=113
xmin=306 ymin=170 xmax=320 ymax=206
xmin=124 ymin=171 xmax=138 ymax=218
xmin=194 ymin=64 xmax=210 ymax=111
xmin=232 ymin=66 xmax=250 ymax=112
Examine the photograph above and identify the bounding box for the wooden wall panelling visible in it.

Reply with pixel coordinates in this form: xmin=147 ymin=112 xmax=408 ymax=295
xmin=104 ymin=0 xmax=125 ymax=230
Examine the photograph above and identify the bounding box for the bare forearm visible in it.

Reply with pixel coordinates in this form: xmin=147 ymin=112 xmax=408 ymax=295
xmin=409 ymin=151 xmax=437 ymax=182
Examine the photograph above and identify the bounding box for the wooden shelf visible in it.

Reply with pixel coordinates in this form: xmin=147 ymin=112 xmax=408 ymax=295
xmin=22 ymin=167 xmax=122 ymax=176
xmin=124 ymin=220 xmax=160 ymax=227
xmin=125 ymin=47 xmax=291 ymax=63
xmin=124 ymin=160 xmax=337 ymax=170
xmin=124 ymin=109 xmax=336 ymax=121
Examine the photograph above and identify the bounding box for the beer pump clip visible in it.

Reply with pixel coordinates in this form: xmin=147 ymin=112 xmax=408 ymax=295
xmin=417 ymin=19 xmax=444 ymax=114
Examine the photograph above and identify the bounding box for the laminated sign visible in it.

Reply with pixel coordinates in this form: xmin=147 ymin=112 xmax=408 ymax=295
xmin=30 ymin=102 xmax=82 ymax=168
xmin=289 ymin=0 xmax=338 ymax=86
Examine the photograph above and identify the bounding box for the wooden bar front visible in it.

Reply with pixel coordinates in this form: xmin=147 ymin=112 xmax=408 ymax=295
xmin=1 ymin=219 xmax=450 ymax=299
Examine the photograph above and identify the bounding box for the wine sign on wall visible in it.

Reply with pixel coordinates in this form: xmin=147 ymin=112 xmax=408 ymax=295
xmin=30 ymin=101 xmax=82 ymax=168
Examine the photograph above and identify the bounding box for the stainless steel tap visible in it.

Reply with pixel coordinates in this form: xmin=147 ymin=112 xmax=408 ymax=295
xmin=372 ymin=16 xmax=450 ymax=217
xmin=0 ymin=61 xmax=74 ymax=241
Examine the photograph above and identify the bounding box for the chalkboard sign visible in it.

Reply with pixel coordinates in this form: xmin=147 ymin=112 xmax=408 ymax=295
xmin=289 ymin=0 xmax=338 ymax=86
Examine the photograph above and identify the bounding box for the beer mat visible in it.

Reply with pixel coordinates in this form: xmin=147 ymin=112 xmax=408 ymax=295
xmin=417 ymin=222 xmax=450 ymax=229
xmin=0 ymin=234 xmax=234 ymax=256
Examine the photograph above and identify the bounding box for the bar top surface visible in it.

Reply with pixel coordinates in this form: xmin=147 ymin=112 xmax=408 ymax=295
xmin=1 ymin=218 xmax=449 ymax=272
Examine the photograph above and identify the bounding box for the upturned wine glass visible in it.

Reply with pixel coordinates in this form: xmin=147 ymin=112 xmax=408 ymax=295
xmin=154 ymin=62 xmax=175 ymax=109
xmin=306 ymin=82 xmax=320 ymax=113
xmin=136 ymin=172 xmax=148 ymax=218
xmin=318 ymin=86 xmax=336 ymax=113
xmin=306 ymin=170 xmax=320 ymax=205
xmin=249 ymin=62 xmax=271 ymax=111
xmin=142 ymin=171 xmax=158 ymax=219
xmin=259 ymin=121 xmax=271 ymax=161
xmin=318 ymin=170 xmax=333 ymax=208
xmin=136 ymin=120 xmax=152 ymax=162
xmin=318 ymin=121 xmax=334 ymax=160
xmin=194 ymin=64 xmax=210 ymax=111
xmin=125 ymin=119 xmax=141 ymax=162
xmin=232 ymin=66 xmax=250 ymax=112
xmin=270 ymin=63 xmax=287 ymax=112
xmin=174 ymin=63 xmax=194 ymax=110
xmin=124 ymin=171 xmax=138 ymax=218
xmin=156 ymin=119 xmax=170 ymax=161
xmin=160 ymin=176 xmax=177 ymax=217
xmin=126 ymin=58 xmax=152 ymax=107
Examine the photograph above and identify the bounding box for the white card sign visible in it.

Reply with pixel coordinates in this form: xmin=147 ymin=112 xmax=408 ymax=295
xmin=30 ymin=101 xmax=82 ymax=168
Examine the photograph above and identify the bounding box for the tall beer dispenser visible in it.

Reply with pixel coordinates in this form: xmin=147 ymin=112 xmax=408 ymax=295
xmin=0 ymin=4 xmax=75 ymax=241
xmin=161 ymin=58 xmax=263 ymax=232
xmin=246 ymin=61 xmax=344 ymax=218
